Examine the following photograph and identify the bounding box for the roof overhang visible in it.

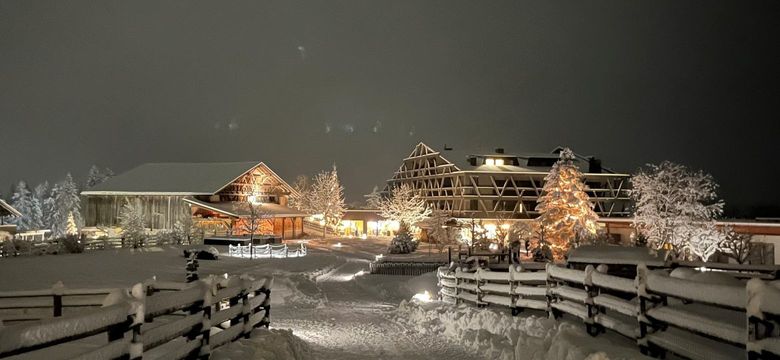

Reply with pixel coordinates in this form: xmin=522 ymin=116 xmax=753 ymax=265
xmin=184 ymin=197 xmax=307 ymax=218
xmin=0 ymin=199 xmax=22 ymax=217
xmin=81 ymin=191 xmax=210 ymax=196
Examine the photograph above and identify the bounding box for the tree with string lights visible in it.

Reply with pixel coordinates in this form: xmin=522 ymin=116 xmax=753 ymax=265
xmin=535 ymin=148 xmax=599 ymax=261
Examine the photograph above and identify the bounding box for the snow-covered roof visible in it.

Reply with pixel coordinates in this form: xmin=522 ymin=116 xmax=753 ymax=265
xmin=0 ymin=199 xmax=22 ymax=217
xmin=81 ymin=161 xmax=290 ymax=196
xmin=418 ymin=142 xmax=621 ymax=174
xmin=184 ymin=198 xmax=307 ymax=218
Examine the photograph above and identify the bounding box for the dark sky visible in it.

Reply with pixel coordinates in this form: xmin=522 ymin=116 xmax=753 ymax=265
xmin=1 ymin=1 xmax=778 ymax=214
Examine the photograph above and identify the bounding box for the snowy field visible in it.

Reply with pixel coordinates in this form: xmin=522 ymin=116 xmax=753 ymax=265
xmin=0 ymin=238 xmax=648 ymax=359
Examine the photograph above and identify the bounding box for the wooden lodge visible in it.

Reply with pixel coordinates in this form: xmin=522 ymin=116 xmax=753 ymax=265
xmin=81 ymin=161 xmax=306 ymax=239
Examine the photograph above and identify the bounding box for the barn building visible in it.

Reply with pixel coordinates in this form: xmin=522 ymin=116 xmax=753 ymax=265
xmin=81 ymin=161 xmax=306 ymax=239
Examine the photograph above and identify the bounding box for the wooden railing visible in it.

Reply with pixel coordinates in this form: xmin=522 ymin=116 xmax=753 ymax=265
xmin=228 ymin=243 xmax=307 ymax=259
xmin=0 ymin=275 xmax=272 ymax=359
xmin=438 ymin=262 xmax=780 ymax=360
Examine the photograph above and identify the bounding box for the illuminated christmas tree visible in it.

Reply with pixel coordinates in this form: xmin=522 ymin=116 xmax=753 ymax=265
xmin=535 ymin=148 xmax=599 ymax=260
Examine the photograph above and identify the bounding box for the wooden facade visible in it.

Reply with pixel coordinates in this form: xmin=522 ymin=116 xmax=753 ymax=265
xmin=384 ymin=143 xmax=632 ymax=220
xmin=82 ymin=162 xmax=306 ymax=239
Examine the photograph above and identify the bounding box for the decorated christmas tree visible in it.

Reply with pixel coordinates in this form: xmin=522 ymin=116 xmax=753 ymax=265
xmin=535 ymin=148 xmax=599 ymax=260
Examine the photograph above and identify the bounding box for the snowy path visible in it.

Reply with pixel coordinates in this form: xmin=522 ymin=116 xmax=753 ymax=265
xmin=259 ymin=241 xmax=480 ymax=359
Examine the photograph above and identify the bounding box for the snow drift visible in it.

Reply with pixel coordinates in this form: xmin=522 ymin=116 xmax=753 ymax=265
xmin=396 ymin=300 xmax=644 ymax=360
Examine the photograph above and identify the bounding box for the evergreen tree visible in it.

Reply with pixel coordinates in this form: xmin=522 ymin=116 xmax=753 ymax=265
xmin=10 ymin=181 xmax=44 ymax=231
xmin=535 ymin=148 xmax=599 ymax=260
xmin=85 ymin=165 xmax=114 ymax=189
xmin=50 ymin=174 xmax=83 ymax=237
xmin=42 ymin=183 xmax=58 ymax=231
xmin=119 ymin=199 xmax=146 ymax=248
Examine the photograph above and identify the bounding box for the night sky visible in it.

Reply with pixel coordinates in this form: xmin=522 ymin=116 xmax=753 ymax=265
xmin=1 ymin=1 xmax=778 ymax=215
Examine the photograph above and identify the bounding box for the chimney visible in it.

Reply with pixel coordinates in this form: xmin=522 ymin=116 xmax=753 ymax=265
xmin=495 ymin=148 xmax=505 ymax=154
xmin=588 ymin=157 xmax=602 ymax=173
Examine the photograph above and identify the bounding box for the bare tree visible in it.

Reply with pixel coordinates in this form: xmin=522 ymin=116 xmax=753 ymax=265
xmin=425 ymin=211 xmax=461 ymax=253
xmin=631 ymin=161 xmax=724 ymax=259
xmin=718 ymin=226 xmax=753 ymax=264
xmin=307 ymin=166 xmax=346 ymax=239
xmin=369 ymin=183 xmax=431 ymax=232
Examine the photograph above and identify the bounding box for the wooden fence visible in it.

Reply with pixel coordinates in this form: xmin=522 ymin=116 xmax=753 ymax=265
xmin=0 ymin=275 xmax=272 ymax=359
xmin=227 ymin=243 xmax=307 ymax=259
xmin=369 ymin=261 xmax=445 ymax=276
xmin=438 ymin=262 xmax=780 ymax=360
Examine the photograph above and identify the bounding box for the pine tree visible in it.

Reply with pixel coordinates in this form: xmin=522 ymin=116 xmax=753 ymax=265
xmin=50 ymin=174 xmax=83 ymax=238
xmin=42 ymin=183 xmax=58 ymax=231
xmin=535 ymin=148 xmax=599 ymax=260
xmin=308 ymin=166 xmax=346 ymax=238
xmin=85 ymin=165 xmax=113 ymax=189
xmin=10 ymin=181 xmax=45 ymax=232
xmin=33 ymin=182 xmax=50 ymax=227
xmin=119 ymin=199 xmax=146 ymax=248
xmin=66 ymin=212 xmax=79 ymax=236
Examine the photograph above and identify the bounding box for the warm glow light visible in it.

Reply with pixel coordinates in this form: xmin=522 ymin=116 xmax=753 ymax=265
xmin=495 ymin=158 xmax=505 ymax=166
xmin=333 ymin=242 xmax=343 ymax=248
xmin=360 ymin=233 xmax=368 ymax=240
xmin=413 ymin=291 xmax=432 ymax=302
xmin=489 ymin=243 xmax=499 ymax=251
xmin=375 ymin=254 xmax=384 ymax=261
xmin=485 ymin=158 xmax=495 ymax=166
xmin=500 ymin=223 xmax=511 ymax=230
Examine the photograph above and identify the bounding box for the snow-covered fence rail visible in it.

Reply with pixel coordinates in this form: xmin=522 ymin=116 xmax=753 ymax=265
xmin=0 ymin=283 xmax=116 ymax=323
xmin=370 ymin=261 xmax=444 ymax=276
xmin=0 ymin=274 xmax=272 ymax=359
xmin=439 ymin=262 xmax=780 ymax=360
xmin=228 ymin=243 xmax=307 ymax=258
xmin=437 ymin=263 xmax=548 ymax=314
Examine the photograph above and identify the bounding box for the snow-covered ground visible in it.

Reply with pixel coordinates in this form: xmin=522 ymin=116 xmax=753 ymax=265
xmin=0 ymin=238 xmax=649 ymax=359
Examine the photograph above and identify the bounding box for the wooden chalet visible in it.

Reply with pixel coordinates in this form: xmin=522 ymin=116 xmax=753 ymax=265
xmin=81 ymin=161 xmax=306 ymax=239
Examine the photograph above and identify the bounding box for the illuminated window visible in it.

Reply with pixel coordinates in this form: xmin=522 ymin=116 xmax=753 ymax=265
xmin=495 ymin=158 xmax=505 ymax=166
xmin=485 ymin=158 xmax=495 ymax=165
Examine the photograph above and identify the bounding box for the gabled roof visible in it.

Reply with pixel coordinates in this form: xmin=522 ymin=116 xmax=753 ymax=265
xmin=0 ymin=199 xmax=22 ymax=217
xmin=82 ymin=161 xmax=295 ymax=196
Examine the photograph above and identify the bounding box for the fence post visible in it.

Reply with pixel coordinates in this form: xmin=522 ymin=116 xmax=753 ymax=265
xmin=129 ymin=283 xmax=146 ymax=360
xmin=746 ymin=278 xmax=764 ymax=360
xmin=52 ymin=281 xmax=64 ymax=317
xmin=198 ymin=278 xmax=214 ymax=359
xmin=241 ymin=277 xmax=251 ymax=339
xmin=545 ymin=263 xmax=554 ymax=319
xmin=260 ymin=283 xmax=271 ymax=329
xmin=636 ymin=263 xmax=651 ymax=356
xmin=583 ymin=265 xmax=600 ymax=336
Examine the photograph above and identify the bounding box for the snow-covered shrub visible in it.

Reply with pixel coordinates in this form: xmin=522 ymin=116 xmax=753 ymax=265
xmin=118 ymin=199 xmax=146 ymax=248
xmin=388 ymin=231 xmax=418 ymax=254
xmin=59 ymin=235 xmax=84 ymax=254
